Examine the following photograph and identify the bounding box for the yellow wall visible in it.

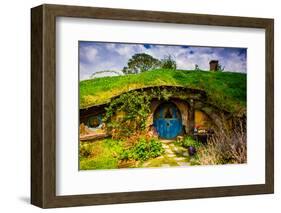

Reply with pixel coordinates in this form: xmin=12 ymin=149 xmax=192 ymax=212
xmin=195 ymin=110 xmax=210 ymax=129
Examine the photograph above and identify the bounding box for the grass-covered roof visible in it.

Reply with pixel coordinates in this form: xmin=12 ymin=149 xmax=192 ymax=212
xmin=80 ymin=69 xmax=246 ymax=115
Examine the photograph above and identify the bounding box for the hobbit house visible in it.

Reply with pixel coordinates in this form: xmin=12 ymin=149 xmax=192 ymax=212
xmin=79 ymin=86 xmax=236 ymax=141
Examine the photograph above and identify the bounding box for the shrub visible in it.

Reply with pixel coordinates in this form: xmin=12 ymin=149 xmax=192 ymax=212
xmin=190 ymin=142 xmax=223 ymax=165
xmin=192 ymin=119 xmax=246 ymax=165
xmin=120 ymin=138 xmax=164 ymax=162
xmin=194 ymin=64 xmax=201 ymax=71
xmin=160 ymin=55 xmax=177 ymax=70
xmin=181 ymin=136 xmax=202 ymax=149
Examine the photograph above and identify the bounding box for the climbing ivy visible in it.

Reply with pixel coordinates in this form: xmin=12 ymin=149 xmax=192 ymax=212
xmin=103 ymin=87 xmax=204 ymax=139
xmin=150 ymin=87 xmax=172 ymax=101
xmin=149 ymin=87 xmax=196 ymax=101
xmin=103 ymin=90 xmax=152 ymax=139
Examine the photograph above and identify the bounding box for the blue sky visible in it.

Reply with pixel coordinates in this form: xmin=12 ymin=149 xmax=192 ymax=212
xmin=79 ymin=41 xmax=247 ymax=80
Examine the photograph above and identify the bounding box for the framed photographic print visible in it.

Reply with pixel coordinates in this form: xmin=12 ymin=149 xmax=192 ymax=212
xmin=31 ymin=4 xmax=274 ymax=208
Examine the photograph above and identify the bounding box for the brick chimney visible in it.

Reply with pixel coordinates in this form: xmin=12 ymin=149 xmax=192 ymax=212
xmin=209 ymin=60 xmax=219 ymax=71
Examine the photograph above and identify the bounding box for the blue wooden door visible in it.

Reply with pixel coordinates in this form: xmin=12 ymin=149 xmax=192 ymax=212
xmin=153 ymin=103 xmax=182 ymax=139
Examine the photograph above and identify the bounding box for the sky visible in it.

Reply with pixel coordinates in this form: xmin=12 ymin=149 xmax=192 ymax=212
xmin=79 ymin=41 xmax=247 ymax=80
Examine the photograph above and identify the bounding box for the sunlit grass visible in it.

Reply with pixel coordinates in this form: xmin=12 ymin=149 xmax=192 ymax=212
xmin=79 ymin=139 xmax=124 ymax=170
xmin=80 ymin=69 xmax=246 ymax=114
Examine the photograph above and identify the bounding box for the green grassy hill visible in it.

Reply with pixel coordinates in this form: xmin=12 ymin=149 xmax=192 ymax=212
xmin=80 ymin=69 xmax=246 ymax=115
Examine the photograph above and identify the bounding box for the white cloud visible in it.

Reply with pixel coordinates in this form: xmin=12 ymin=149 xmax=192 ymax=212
xmin=80 ymin=46 xmax=98 ymax=63
xmin=114 ymin=44 xmax=146 ymax=56
xmin=79 ymin=42 xmax=247 ymax=80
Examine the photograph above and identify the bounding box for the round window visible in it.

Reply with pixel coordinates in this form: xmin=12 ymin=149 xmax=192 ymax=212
xmin=87 ymin=115 xmax=102 ymax=129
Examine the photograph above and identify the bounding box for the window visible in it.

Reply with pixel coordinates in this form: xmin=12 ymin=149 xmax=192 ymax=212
xmin=87 ymin=115 xmax=102 ymax=129
xmin=164 ymin=107 xmax=173 ymax=118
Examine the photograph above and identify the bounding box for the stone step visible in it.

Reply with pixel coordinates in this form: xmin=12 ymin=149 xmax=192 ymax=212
xmin=178 ymin=162 xmax=190 ymax=166
xmin=174 ymin=157 xmax=187 ymax=161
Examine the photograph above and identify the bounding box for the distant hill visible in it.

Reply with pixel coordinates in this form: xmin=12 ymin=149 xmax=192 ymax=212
xmin=80 ymin=69 xmax=246 ymax=115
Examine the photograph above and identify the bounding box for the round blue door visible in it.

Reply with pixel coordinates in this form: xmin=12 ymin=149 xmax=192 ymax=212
xmin=153 ymin=102 xmax=182 ymax=139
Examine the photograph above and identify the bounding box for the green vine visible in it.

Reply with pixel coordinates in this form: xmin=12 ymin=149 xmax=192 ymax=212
xmin=103 ymin=90 xmax=152 ymax=138
xmin=103 ymin=87 xmax=204 ymax=139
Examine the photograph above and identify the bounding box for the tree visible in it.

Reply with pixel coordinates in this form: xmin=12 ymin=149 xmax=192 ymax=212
xmin=160 ymin=55 xmax=177 ymax=70
xmin=194 ymin=64 xmax=200 ymax=71
xmin=217 ymin=63 xmax=225 ymax=72
xmin=122 ymin=53 xmax=160 ymax=74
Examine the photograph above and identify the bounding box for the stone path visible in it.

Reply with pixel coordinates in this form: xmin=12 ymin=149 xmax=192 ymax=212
xmin=142 ymin=140 xmax=190 ymax=168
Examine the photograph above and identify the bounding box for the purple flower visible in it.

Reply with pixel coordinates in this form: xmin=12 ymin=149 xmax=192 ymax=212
xmin=188 ymin=146 xmax=196 ymax=156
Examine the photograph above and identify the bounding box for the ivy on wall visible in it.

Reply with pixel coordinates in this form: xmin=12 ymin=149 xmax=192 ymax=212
xmin=103 ymin=90 xmax=152 ymax=138
xmin=103 ymin=87 xmax=206 ymax=139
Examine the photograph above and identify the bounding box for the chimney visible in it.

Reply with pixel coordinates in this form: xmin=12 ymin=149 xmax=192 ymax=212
xmin=209 ymin=60 xmax=219 ymax=71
